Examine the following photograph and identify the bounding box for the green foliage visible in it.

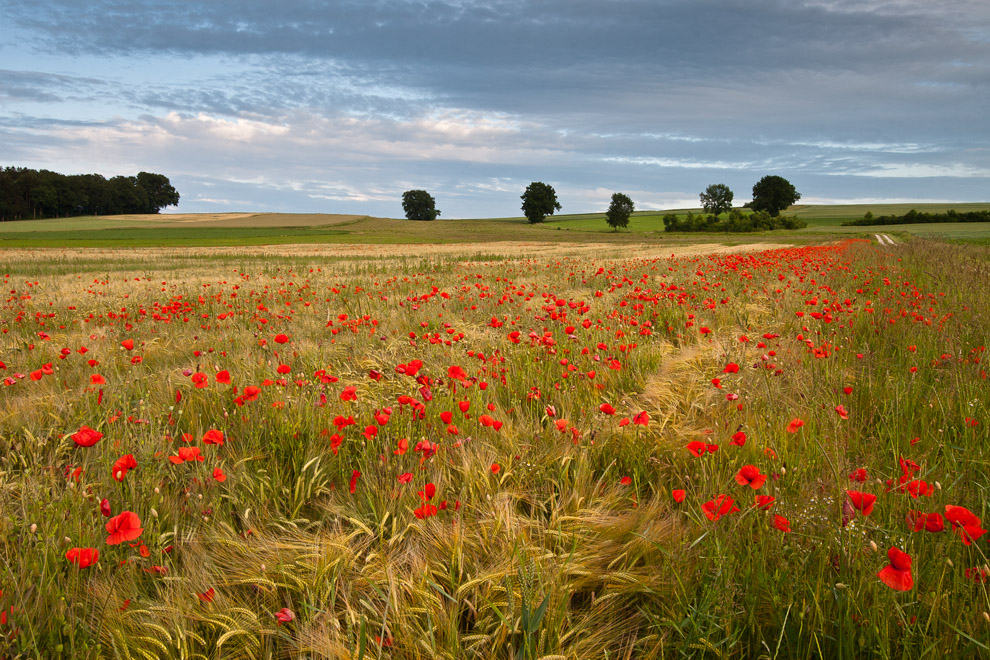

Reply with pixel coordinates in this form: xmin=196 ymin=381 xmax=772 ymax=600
xmin=844 ymin=208 xmax=990 ymax=226
xmin=401 ymin=189 xmax=441 ymax=221
xmin=520 ymin=182 xmax=561 ymax=224
xmin=750 ymin=175 xmax=801 ymax=217
xmin=0 ymin=166 xmax=179 ymax=220
xmin=663 ymin=208 xmax=807 ymax=232
xmin=700 ymin=183 xmax=734 ymax=216
xmin=605 ymin=192 xmax=634 ymax=230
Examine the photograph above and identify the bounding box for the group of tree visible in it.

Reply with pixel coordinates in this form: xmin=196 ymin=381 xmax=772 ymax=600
xmin=663 ymin=208 xmax=806 ymax=233
xmin=0 ymin=167 xmax=180 ymax=221
xmin=843 ymin=208 xmax=990 ymax=227
xmin=400 ymin=174 xmax=802 ymax=230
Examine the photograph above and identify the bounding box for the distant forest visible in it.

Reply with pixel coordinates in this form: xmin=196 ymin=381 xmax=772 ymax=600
xmin=0 ymin=167 xmax=180 ymax=221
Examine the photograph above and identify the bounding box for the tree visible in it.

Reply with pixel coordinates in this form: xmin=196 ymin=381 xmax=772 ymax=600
xmin=700 ymin=183 xmax=733 ymax=217
xmin=401 ymin=189 xmax=441 ymax=221
xmin=520 ymin=182 xmax=561 ymax=224
xmin=750 ymin=175 xmax=801 ymax=217
xmin=605 ymin=192 xmax=634 ymax=230
xmin=136 ymin=172 xmax=180 ymax=213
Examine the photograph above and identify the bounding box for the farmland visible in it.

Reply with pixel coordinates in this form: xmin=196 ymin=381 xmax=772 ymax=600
xmin=1 ymin=227 xmax=989 ymax=658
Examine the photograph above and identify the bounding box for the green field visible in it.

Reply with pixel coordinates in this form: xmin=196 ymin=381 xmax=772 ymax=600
xmin=1 ymin=203 xmax=989 ymax=247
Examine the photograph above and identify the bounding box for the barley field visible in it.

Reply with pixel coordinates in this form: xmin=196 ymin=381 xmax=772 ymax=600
xmin=1 ymin=237 xmax=988 ymax=659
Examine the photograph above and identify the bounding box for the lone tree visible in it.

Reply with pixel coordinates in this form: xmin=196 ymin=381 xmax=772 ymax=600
xmin=700 ymin=183 xmax=733 ymax=217
xmin=520 ymin=182 xmax=561 ymax=223
xmin=750 ymin=175 xmax=801 ymax=217
xmin=605 ymin=192 xmax=634 ymax=230
xmin=401 ymin=189 xmax=441 ymax=221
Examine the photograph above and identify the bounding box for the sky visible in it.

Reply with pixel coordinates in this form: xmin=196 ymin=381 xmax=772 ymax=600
xmin=1 ymin=0 xmax=988 ymax=219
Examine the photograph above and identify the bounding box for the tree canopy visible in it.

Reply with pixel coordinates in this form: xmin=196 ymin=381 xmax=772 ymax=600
xmin=605 ymin=192 xmax=634 ymax=230
xmin=401 ymin=189 xmax=441 ymax=221
xmin=520 ymin=182 xmax=561 ymax=224
xmin=750 ymin=175 xmax=801 ymax=217
xmin=0 ymin=166 xmax=179 ymax=221
xmin=700 ymin=183 xmax=733 ymax=216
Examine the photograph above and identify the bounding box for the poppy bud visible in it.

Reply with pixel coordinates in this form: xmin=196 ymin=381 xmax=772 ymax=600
xmin=30 ymin=523 xmax=37 ymax=534
xmin=780 ymin=467 xmax=786 ymax=475
xmin=984 ymin=612 xmax=990 ymax=623
xmin=947 ymin=558 xmax=954 ymax=567
xmin=835 ymin=583 xmax=847 ymax=590
xmin=260 ymin=564 xmax=266 ymax=572
xmin=151 ymin=508 xmax=159 ymax=518
xmin=935 ymin=481 xmax=942 ymax=490
xmin=869 ymin=541 xmax=878 ymax=553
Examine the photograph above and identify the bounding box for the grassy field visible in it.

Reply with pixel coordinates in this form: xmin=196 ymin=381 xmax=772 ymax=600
xmin=1 ymin=234 xmax=989 ymax=658
xmin=2 ymin=203 xmax=990 ymax=248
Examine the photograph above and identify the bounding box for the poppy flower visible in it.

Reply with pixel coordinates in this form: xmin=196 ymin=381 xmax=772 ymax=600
xmin=121 ymin=339 xmax=134 ymax=350
xmin=340 ymin=386 xmax=358 ymax=402
xmin=275 ymin=607 xmax=295 ymax=624
xmin=491 ymin=463 xmax=501 ymax=474
xmin=672 ymin=489 xmax=686 ymax=503
xmin=202 ymin=429 xmax=224 ymax=446
xmin=633 ymin=411 xmax=650 ymax=426
xmin=66 ymin=547 xmax=99 ymax=568
xmin=845 ymin=490 xmax=877 ymax=517
xmin=785 ymin=418 xmax=805 ymax=433
xmin=620 ymin=476 xmax=632 ymax=486
xmin=735 ymin=465 xmax=766 ymax=489
xmin=754 ymin=495 xmax=776 ymax=510
xmin=773 ymin=515 xmax=791 ymax=533
xmin=169 ymin=446 xmax=204 ymax=464
xmin=100 ymin=498 xmax=112 ymax=517
xmin=349 ymin=470 xmax=361 ymax=494
xmin=849 ymin=468 xmax=868 ymax=482
xmin=877 ymin=547 xmax=913 ymax=591
xmin=273 ymin=334 xmax=290 ymax=344
xmin=198 ymin=587 xmax=216 ymax=603
xmin=415 ymin=503 xmax=438 ymax=519
xmin=906 ymin=510 xmax=944 ymax=533
xmin=111 ymin=454 xmax=137 ymax=481
xmin=599 ymin=403 xmax=616 ymax=415
xmin=730 ymin=431 xmax=746 ymax=447
xmin=397 ymin=472 xmax=413 ymax=484
xmin=686 ymin=441 xmax=718 ymax=457
xmin=702 ymin=495 xmax=740 ymax=521
xmin=212 ymin=467 xmax=227 ymax=482
xmin=944 ymin=505 xmax=987 ymax=545
xmin=723 ymin=362 xmax=740 ymax=374
xmin=71 ymin=425 xmax=103 ymax=448
xmin=215 ymin=370 xmax=231 ymax=384
xmin=835 ymin=405 xmax=849 ymax=419
xmin=106 ymin=511 xmax=143 ymax=545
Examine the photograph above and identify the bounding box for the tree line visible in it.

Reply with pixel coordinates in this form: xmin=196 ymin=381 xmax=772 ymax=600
xmin=843 ymin=208 xmax=990 ymax=227
xmin=402 ymin=175 xmax=804 ymax=232
xmin=0 ymin=166 xmax=180 ymax=221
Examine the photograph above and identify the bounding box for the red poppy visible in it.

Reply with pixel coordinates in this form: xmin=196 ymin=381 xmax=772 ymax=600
xmin=397 ymin=472 xmax=413 ymax=484
xmin=944 ymin=505 xmax=987 ymax=545
xmin=686 ymin=441 xmax=718 ymax=457
xmin=106 ymin=511 xmax=143 ymax=545
xmin=754 ymin=495 xmax=776 ymax=510
xmin=845 ymin=490 xmax=877 ymax=516
xmin=394 ymin=438 xmax=409 ymax=455
xmin=785 ymin=418 xmax=805 ymax=433
xmin=620 ymin=476 xmax=632 ymax=486
xmin=273 ymin=334 xmax=290 ymax=344
xmin=121 ymin=339 xmax=134 ymax=350
xmin=202 ymin=429 xmax=224 ymax=446
xmin=723 ymin=362 xmax=739 ymax=374
xmin=100 ymin=498 xmax=112 ymax=517
xmin=215 ymin=370 xmax=231 ymax=384
xmin=66 ymin=547 xmax=99 ymax=568
xmin=877 ymin=547 xmax=913 ymax=591
xmin=702 ymin=495 xmax=740 ymax=521
xmin=906 ymin=510 xmax=944 ymax=533
xmin=672 ymin=489 xmax=686 ymax=503
xmin=276 ymin=364 xmax=291 ymax=375
xmin=340 ymin=385 xmax=358 ymax=402
xmin=71 ymin=425 xmax=103 ymax=447
xmin=198 ymin=587 xmax=216 ymax=603
xmin=349 ymin=470 xmax=361 ymax=494
xmin=599 ymin=403 xmax=616 ymax=415
xmin=773 ymin=515 xmax=791 ymax=533
xmin=212 ymin=467 xmax=227 ymax=482
xmin=730 ymin=431 xmax=746 ymax=447
xmin=835 ymin=405 xmax=849 ymax=419
xmin=849 ymin=468 xmax=868 ymax=482
xmin=169 ymin=447 xmax=204 ymax=464
xmin=111 ymin=454 xmax=137 ymax=481
xmin=633 ymin=411 xmax=650 ymax=426
xmin=275 ymin=607 xmax=295 ymax=624
xmin=734 ymin=465 xmax=766 ymax=489
xmin=491 ymin=463 xmax=501 ymax=474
